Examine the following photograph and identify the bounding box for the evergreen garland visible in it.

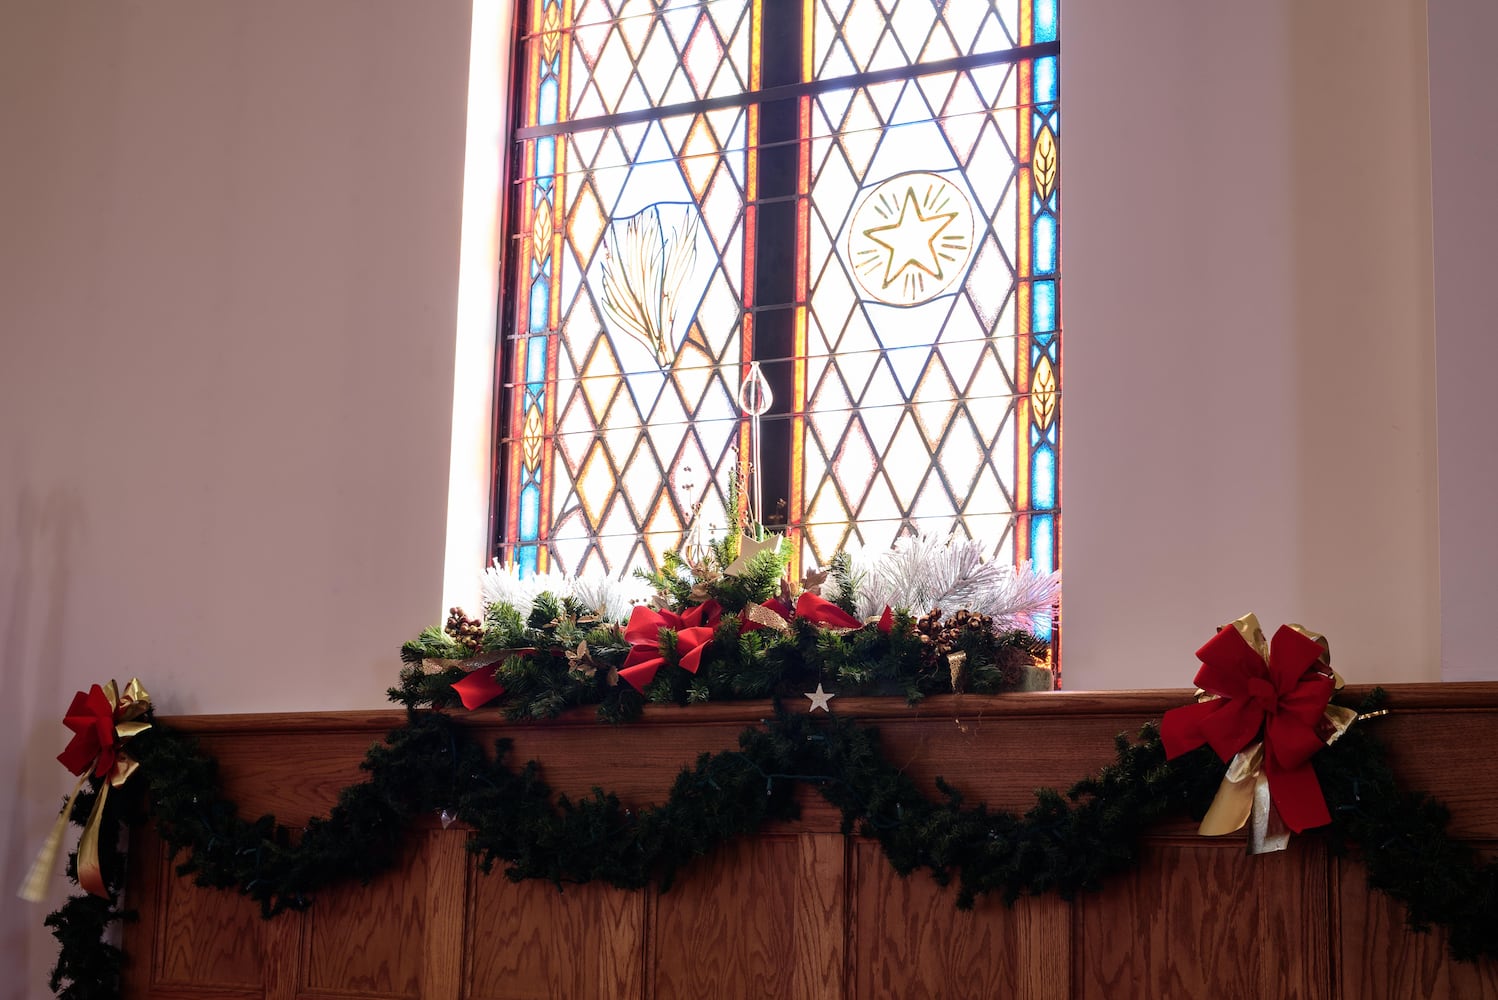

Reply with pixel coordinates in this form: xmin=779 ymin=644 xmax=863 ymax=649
xmin=393 ymin=593 xmax=1051 ymax=723
xmin=40 ymin=689 xmax=1498 ymax=999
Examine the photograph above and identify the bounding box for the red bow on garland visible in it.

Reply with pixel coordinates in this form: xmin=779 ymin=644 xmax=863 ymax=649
xmin=22 ymin=679 xmax=152 ymax=903
xmin=740 ymin=592 xmax=863 ymax=634
xmin=1162 ymin=614 xmax=1356 ymax=852
xmin=619 ymin=601 xmax=722 ymax=691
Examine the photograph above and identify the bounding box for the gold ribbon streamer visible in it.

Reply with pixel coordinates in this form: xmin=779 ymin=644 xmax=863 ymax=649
xmin=743 ymin=602 xmax=791 ymax=634
xmin=20 ymin=678 xmax=151 ymax=902
xmin=18 ymin=772 xmax=89 ymax=903
xmin=421 ymin=652 xmax=507 ymax=676
xmin=947 ymin=651 xmax=968 ymax=693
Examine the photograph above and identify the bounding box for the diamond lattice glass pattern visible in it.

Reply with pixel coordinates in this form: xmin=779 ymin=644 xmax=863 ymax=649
xmin=501 ymin=0 xmax=1059 ymax=599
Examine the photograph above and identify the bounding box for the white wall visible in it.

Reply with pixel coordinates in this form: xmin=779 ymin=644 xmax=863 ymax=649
xmin=1063 ymin=0 xmax=1441 ymax=688
xmin=1428 ymin=0 xmax=1498 ymax=682
xmin=0 ymin=2 xmax=473 ymax=994
xmin=0 ymin=0 xmax=1476 ymax=994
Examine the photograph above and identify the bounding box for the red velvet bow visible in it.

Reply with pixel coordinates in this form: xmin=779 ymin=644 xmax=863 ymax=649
xmin=58 ymin=685 xmax=121 ymax=779
xmin=1161 ymin=620 xmax=1336 ymax=832
xmin=620 ymin=601 xmax=722 ymax=691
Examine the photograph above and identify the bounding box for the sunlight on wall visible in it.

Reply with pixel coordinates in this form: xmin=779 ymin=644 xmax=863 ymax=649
xmin=442 ymin=0 xmax=513 ymax=618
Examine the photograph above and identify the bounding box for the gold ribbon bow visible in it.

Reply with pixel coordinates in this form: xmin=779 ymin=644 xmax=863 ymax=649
xmin=21 ymin=678 xmax=152 ymax=902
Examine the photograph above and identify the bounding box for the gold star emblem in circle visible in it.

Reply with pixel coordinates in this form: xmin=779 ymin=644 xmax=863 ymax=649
xmin=864 ymin=189 xmax=958 ymax=290
xmin=848 ymin=171 xmax=975 ymax=306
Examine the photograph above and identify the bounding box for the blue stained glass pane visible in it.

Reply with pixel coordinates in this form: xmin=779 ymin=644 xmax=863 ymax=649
xmin=1033 ymin=280 xmax=1056 ymax=332
xmin=1030 ymin=514 xmax=1054 ymax=572
xmin=517 ymin=545 xmax=539 ymax=576
xmin=1035 ymin=0 xmax=1058 ymax=43
xmin=529 ymin=277 xmax=549 ymax=331
xmin=536 ymin=137 xmax=555 ymax=180
xmin=1033 ymin=332 xmax=1056 ymax=351
xmin=1036 ymin=57 xmax=1058 ymax=104
xmin=520 ymin=485 xmax=540 ymax=539
xmin=539 ymin=79 xmax=558 ymax=126
xmin=526 ymin=336 xmax=547 ymax=384
xmin=1033 ymin=445 xmax=1055 ymax=508
xmin=1034 ymin=213 xmax=1056 ymax=274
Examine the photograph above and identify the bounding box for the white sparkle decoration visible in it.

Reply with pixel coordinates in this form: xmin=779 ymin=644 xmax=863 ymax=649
xmin=852 ymin=533 xmax=1060 ymax=634
xmin=479 ymin=561 xmax=653 ymax=622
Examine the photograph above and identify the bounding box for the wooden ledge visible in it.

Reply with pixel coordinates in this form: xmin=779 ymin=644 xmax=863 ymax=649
xmin=155 ymin=681 xmax=1498 ymax=736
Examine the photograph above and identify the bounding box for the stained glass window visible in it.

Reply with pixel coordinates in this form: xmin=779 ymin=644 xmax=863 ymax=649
xmin=497 ymin=0 xmax=1061 ymax=625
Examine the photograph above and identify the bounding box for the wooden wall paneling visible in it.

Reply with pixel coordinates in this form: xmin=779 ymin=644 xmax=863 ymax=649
xmin=1255 ymin=838 xmax=1333 ymax=1000
xmin=263 ymin=900 xmax=304 ymax=1000
xmin=790 ymin=832 xmax=846 ymax=1000
xmin=119 ymin=687 xmax=1498 ymax=1000
xmin=1335 ymin=853 xmax=1498 ymax=1000
xmin=298 ymin=828 xmax=427 ymax=997
xmin=463 ymin=856 xmax=645 ymax=999
xmin=1075 ymin=838 xmax=1264 ymax=999
xmin=150 ymin=834 xmax=267 ymax=995
xmin=1367 ymin=710 xmax=1498 ymax=839
xmin=1016 ymin=893 xmax=1072 ymax=1000
xmin=845 ymin=709 xmax=1161 ymax=818
xmin=649 ymin=833 xmax=845 ymax=1000
xmin=422 ymin=830 xmax=469 ymax=1000
xmin=191 ymin=732 xmax=396 ymax=827
xmin=847 ymin=839 xmax=1071 ymax=1000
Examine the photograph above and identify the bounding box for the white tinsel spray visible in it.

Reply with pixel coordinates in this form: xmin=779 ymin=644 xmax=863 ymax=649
xmin=851 ymin=533 xmax=1060 ymax=635
xmin=478 ymin=561 xmax=653 ymax=623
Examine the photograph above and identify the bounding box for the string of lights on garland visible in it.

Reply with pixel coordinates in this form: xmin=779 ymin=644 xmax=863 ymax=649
xmin=26 ymin=530 xmax=1498 ymax=998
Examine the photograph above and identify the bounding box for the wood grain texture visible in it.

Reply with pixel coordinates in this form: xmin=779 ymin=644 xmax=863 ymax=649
xmin=116 ymin=685 xmax=1498 ymax=1000
xmin=848 ymin=839 xmax=1060 ymax=1000
xmin=650 ymin=834 xmax=844 ymax=1000
xmin=151 ymin=838 xmax=266 ymax=989
xmin=1257 ymin=839 xmax=1332 ymax=1000
xmin=422 ymin=830 xmax=469 ymax=1000
xmin=299 ymin=830 xmax=426 ymax=997
xmin=464 ymin=859 xmax=645 ymax=1000
xmin=262 ymin=901 xmax=302 ymax=1000
xmin=1076 ymin=841 xmax=1262 ymax=1000
xmin=1335 ymin=853 xmax=1498 ymax=1000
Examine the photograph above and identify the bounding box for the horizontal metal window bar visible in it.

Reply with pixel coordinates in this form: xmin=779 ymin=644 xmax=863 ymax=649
xmin=514 ymin=42 xmax=1060 ymax=141
xmin=506 ymin=96 xmax=1057 ymax=188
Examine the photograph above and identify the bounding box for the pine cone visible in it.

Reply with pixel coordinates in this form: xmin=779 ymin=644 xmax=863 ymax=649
xmin=445 ymin=607 xmax=484 ymax=652
xmin=915 ymin=608 xmax=957 ymax=660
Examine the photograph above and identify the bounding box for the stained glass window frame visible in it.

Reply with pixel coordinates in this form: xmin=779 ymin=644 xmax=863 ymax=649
xmin=492 ymin=0 xmax=1061 ymax=651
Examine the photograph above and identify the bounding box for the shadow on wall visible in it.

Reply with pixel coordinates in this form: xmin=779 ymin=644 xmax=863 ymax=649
xmin=2 ymin=486 xmax=85 ymax=999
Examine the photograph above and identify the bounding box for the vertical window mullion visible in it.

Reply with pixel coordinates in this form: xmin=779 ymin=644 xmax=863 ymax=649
xmin=748 ymin=0 xmax=803 ymax=536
